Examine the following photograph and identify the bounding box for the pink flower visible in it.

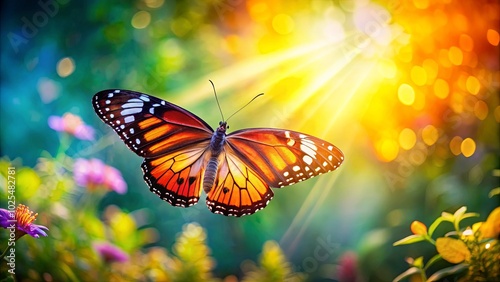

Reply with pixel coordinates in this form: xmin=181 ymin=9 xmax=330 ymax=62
xmin=93 ymin=242 xmax=129 ymax=263
xmin=337 ymin=252 xmax=360 ymax=282
xmin=73 ymin=158 xmax=127 ymax=194
xmin=103 ymin=166 xmax=127 ymax=194
xmin=48 ymin=113 xmax=95 ymax=140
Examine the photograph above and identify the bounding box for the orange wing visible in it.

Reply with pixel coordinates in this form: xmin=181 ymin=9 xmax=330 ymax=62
xmin=93 ymin=90 xmax=214 ymax=207
xmin=205 ymin=147 xmax=273 ymax=217
xmin=142 ymin=140 xmax=211 ymax=207
xmin=92 ymin=89 xmax=213 ymax=158
xmin=225 ymin=128 xmax=344 ymax=188
xmin=205 ymin=128 xmax=343 ymax=216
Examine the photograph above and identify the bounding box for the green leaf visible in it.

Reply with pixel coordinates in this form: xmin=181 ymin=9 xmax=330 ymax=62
xmin=424 ymin=254 xmax=442 ymax=271
xmin=460 ymin=212 xmax=479 ymax=221
xmin=413 ymin=256 xmax=424 ymax=268
xmin=393 ymin=235 xmax=426 ymax=246
xmin=441 ymin=212 xmax=454 ymax=222
xmin=489 ymin=187 xmax=500 ymax=198
xmin=428 ymin=217 xmax=444 ymax=237
xmin=453 ymin=206 xmax=467 ymax=219
xmin=392 ymin=267 xmax=421 ymax=282
xmin=427 ymin=263 xmax=468 ymax=282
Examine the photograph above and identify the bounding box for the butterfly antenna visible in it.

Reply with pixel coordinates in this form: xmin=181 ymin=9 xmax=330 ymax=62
xmin=226 ymin=93 xmax=264 ymax=122
xmin=210 ymin=80 xmax=225 ymax=122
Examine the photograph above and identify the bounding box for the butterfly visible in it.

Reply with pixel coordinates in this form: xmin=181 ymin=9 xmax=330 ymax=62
xmin=92 ymin=88 xmax=344 ymax=216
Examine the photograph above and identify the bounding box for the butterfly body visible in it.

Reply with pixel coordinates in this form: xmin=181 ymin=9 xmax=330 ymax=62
xmin=93 ymin=89 xmax=344 ymax=217
xmin=203 ymin=122 xmax=227 ymax=193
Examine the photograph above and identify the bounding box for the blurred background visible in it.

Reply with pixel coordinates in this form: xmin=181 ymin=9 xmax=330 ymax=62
xmin=0 ymin=0 xmax=499 ymax=281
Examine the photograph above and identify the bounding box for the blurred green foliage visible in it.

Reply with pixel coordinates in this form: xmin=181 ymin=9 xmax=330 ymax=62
xmin=0 ymin=155 xmax=300 ymax=281
xmin=242 ymin=241 xmax=304 ymax=282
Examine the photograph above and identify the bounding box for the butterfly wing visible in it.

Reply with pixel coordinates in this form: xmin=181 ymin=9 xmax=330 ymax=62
xmin=93 ymin=90 xmax=344 ymax=215
xmin=205 ymin=147 xmax=273 ymax=216
xmin=205 ymin=128 xmax=343 ymax=216
xmin=92 ymin=89 xmax=214 ymax=207
xmin=92 ymin=89 xmax=213 ymax=158
xmin=142 ymin=143 xmax=211 ymax=207
xmin=226 ymin=128 xmax=344 ymax=188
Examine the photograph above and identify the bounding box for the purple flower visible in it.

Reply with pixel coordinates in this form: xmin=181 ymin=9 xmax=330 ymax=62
xmin=93 ymin=242 xmax=129 ymax=263
xmin=0 ymin=205 xmax=49 ymax=239
xmin=48 ymin=113 xmax=95 ymax=140
xmin=73 ymin=158 xmax=127 ymax=194
xmin=0 ymin=209 xmax=14 ymax=228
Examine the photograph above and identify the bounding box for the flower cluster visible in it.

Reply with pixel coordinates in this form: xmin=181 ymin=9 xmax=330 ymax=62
xmin=49 ymin=112 xmax=95 ymax=140
xmin=73 ymin=158 xmax=127 ymax=194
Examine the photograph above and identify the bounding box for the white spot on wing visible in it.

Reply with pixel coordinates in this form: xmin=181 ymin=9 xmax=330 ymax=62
xmin=139 ymin=95 xmax=150 ymax=102
xmin=121 ymin=108 xmax=142 ymax=116
xmin=127 ymin=98 xmax=143 ymax=103
xmin=300 ymin=144 xmax=317 ymax=158
xmin=135 ymin=138 xmax=141 ymax=144
xmin=292 ymin=165 xmax=300 ymax=172
xmin=301 ymin=138 xmax=317 ymax=148
xmin=303 ymin=155 xmax=313 ymax=165
xmin=124 ymin=116 xmax=135 ymax=123
xmin=149 ymin=108 xmax=154 ymax=114
xmin=328 ymin=145 xmax=334 ymax=151
xmin=284 ymin=171 xmax=289 ymax=177
xmin=129 ymin=128 xmax=135 ymax=134
xmin=122 ymin=102 xmax=143 ymax=108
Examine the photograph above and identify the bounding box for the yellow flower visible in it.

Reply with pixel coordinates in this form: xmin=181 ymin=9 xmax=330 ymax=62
xmin=479 ymin=207 xmax=500 ymax=239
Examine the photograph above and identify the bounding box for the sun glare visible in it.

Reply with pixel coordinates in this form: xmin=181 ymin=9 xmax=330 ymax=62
xmin=155 ymin=0 xmax=497 ymax=249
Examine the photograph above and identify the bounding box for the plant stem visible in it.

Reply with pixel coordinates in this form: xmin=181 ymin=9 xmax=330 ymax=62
xmin=420 ymin=269 xmax=427 ymax=282
xmin=426 ymin=235 xmax=436 ymax=245
xmin=0 ymin=245 xmax=9 ymax=260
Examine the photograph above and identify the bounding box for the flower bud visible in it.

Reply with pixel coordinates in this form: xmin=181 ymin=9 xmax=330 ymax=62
xmin=410 ymin=221 xmax=427 ymax=235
